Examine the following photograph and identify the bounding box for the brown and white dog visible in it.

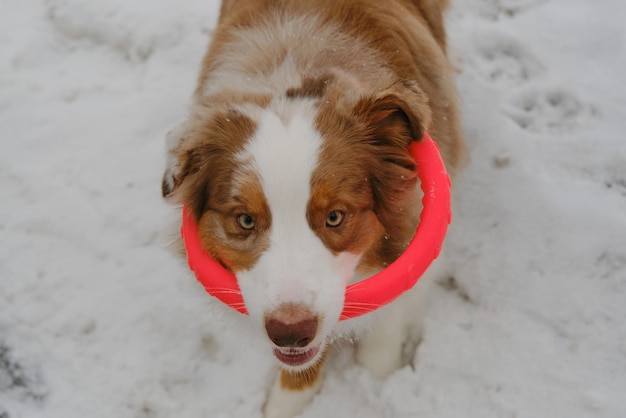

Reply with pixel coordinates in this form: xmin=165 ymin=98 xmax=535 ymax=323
xmin=162 ymin=0 xmax=465 ymax=416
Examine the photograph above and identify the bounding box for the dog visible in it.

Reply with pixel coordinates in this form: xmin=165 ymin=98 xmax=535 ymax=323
xmin=162 ymin=0 xmax=465 ymax=416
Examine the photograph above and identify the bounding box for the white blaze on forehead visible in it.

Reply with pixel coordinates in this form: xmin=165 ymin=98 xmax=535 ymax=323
xmin=236 ymin=102 xmax=359 ymax=329
xmin=244 ymin=103 xmax=321 ymax=215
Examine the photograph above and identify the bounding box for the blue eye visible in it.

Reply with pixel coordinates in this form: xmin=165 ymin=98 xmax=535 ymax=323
xmin=326 ymin=210 xmax=344 ymax=227
xmin=237 ymin=214 xmax=255 ymax=230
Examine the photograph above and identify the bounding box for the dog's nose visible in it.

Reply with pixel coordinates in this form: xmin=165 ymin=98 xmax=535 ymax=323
xmin=265 ymin=317 xmax=318 ymax=348
xmin=264 ymin=303 xmax=318 ymax=348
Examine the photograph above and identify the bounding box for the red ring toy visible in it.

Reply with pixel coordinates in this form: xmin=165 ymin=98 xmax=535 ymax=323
xmin=181 ymin=132 xmax=451 ymax=320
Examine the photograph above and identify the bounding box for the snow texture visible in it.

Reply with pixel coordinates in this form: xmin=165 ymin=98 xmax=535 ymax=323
xmin=1 ymin=0 xmax=625 ymax=417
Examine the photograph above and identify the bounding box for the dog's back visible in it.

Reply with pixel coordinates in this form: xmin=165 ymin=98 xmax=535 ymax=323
xmin=196 ymin=0 xmax=465 ymax=174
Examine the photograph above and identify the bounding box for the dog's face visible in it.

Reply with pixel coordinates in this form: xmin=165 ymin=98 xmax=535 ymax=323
xmin=163 ymin=79 xmax=430 ymax=370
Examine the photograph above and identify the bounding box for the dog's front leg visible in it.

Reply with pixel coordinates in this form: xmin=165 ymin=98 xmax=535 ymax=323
xmin=263 ymin=361 xmax=324 ymax=418
xmin=355 ymin=306 xmax=411 ymax=379
xmin=355 ymin=276 xmax=434 ymax=379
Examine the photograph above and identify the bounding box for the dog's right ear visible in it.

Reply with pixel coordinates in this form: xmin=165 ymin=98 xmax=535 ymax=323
xmin=162 ymin=120 xmax=194 ymax=200
xmin=161 ymin=118 xmax=217 ymax=221
xmin=161 ymin=109 xmax=258 ymax=219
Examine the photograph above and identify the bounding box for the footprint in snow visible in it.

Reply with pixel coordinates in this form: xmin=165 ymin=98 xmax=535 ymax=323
xmin=466 ymin=33 xmax=544 ymax=87
xmin=472 ymin=0 xmax=549 ymax=20
xmin=0 ymin=342 xmax=46 ymax=406
xmin=502 ymin=88 xmax=597 ymax=134
xmin=602 ymin=158 xmax=626 ymax=198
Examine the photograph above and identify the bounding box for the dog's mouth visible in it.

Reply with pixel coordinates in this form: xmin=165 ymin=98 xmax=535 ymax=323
xmin=273 ymin=344 xmax=321 ymax=368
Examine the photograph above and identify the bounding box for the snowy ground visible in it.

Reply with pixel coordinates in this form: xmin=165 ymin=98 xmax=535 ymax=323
xmin=1 ymin=0 xmax=625 ymax=417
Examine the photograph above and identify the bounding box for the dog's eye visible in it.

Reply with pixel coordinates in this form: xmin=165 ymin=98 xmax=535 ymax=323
xmin=237 ymin=213 xmax=255 ymax=230
xmin=325 ymin=210 xmax=344 ymax=228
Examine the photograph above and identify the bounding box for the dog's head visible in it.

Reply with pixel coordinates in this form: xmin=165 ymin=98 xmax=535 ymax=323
xmin=163 ymin=77 xmax=431 ymax=370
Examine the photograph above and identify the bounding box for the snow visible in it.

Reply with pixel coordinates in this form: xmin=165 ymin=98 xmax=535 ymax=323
xmin=1 ymin=0 xmax=625 ymax=417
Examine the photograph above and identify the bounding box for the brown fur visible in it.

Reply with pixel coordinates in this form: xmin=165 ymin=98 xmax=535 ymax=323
xmin=279 ymin=353 xmax=326 ymax=391
xmin=311 ymin=78 xmax=435 ymax=269
xmin=194 ymin=0 xmax=464 ymax=175
xmin=170 ymin=109 xmax=273 ymax=272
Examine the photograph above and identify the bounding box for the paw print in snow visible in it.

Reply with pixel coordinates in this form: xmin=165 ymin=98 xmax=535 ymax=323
xmin=467 ymin=34 xmax=544 ymax=87
xmin=502 ymin=89 xmax=597 ymax=133
xmin=603 ymin=157 xmax=626 ymax=198
xmin=0 ymin=343 xmax=46 ymax=404
xmin=474 ymin=0 xmax=549 ymax=20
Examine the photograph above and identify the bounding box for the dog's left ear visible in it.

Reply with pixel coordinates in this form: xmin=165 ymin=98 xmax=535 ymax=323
xmin=355 ymin=80 xmax=432 ymax=147
xmin=352 ymin=80 xmax=433 ymax=248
